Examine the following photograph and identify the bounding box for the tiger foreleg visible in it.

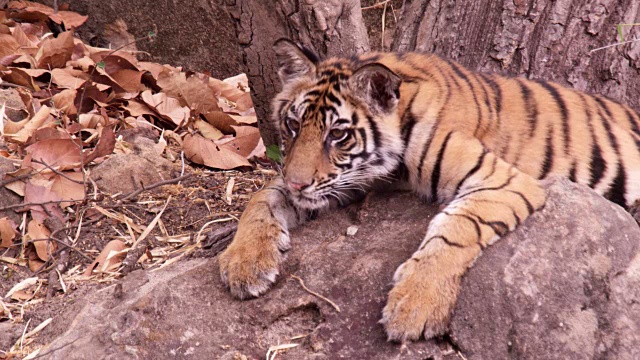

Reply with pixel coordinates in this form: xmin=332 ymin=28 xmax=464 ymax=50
xmin=381 ymin=132 xmax=546 ymax=341
xmin=219 ymin=178 xmax=306 ymax=299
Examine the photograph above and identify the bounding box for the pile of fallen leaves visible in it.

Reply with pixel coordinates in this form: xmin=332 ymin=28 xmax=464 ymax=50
xmin=0 ymin=2 xmax=271 ymax=354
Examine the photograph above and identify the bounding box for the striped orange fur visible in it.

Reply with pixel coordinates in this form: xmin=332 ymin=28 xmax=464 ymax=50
xmin=219 ymin=39 xmax=640 ymax=342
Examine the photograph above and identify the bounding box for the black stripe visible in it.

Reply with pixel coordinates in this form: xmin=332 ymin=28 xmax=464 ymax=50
xmin=482 ymin=156 xmax=499 ymax=181
xmin=401 ymin=92 xmax=419 ymax=146
xmin=517 ymin=79 xmax=539 ymax=137
xmin=366 ymin=116 xmax=382 ymax=148
xmin=447 ymin=61 xmax=483 ymax=136
xmin=472 ymin=73 xmax=494 ymax=135
xmin=539 ymin=125 xmax=554 ymax=179
xmin=471 ymin=213 xmax=510 ymax=237
xmin=351 ymin=112 xmax=359 ymax=126
xmin=305 ymin=90 xmax=321 ymax=97
xmin=417 ymin=74 xmax=452 ymax=181
xmin=459 ymin=172 xmax=517 ymax=198
xmin=479 ymin=74 xmax=502 ymax=129
xmin=430 ymin=132 xmax=454 ymax=201
xmin=589 ymin=142 xmax=607 ymax=188
xmin=596 ymin=103 xmax=627 ymax=207
xmin=578 ymin=94 xmax=607 ymax=188
xmin=594 ymin=96 xmax=613 ymax=120
xmin=430 ymin=235 xmax=465 ymax=248
xmin=568 ymin=162 xmax=577 ymax=183
xmin=536 ymin=80 xmax=570 ymax=153
xmin=454 ymin=149 xmax=488 ymax=196
xmin=325 ymin=91 xmax=342 ymax=106
xmin=604 ymin=163 xmax=627 ymax=208
xmin=443 ymin=211 xmax=482 ymax=240
xmin=624 ymin=108 xmax=640 ymax=135
xmin=506 ymin=190 xmax=536 ymax=214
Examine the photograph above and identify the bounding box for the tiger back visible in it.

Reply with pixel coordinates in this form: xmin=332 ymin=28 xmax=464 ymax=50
xmin=218 ymin=39 xmax=640 ymax=342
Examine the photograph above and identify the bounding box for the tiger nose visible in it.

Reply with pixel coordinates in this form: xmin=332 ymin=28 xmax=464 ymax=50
xmin=285 ymin=178 xmax=313 ymax=191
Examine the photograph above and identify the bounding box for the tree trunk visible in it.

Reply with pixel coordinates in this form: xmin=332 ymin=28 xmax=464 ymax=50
xmin=228 ymin=0 xmax=640 ymax=146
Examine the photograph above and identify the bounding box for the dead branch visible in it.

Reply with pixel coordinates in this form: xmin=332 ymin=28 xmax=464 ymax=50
xmin=121 ymin=238 xmax=151 ymax=274
xmin=116 ymin=173 xmax=192 ymax=202
xmin=202 ymin=223 xmax=237 ymax=255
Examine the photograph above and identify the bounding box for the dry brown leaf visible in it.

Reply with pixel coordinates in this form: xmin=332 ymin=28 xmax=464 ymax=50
xmin=28 ymin=258 xmax=45 ymax=272
xmin=55 ymin=11 xmax=88 ymax=28
xmin=11 ymin=23 xmax=36 ymax=48
xmin=0 ymin=217 xmax=18 ymax=249
xmin=31 ymin=127 xmax=71 ymax=142
xmin=7 ymin=2 xmax=87 ymax=28
xmin=202 ymin=111 xmax=238 ymax=134
xmin=228 ymin=114 xmax=257 ymax=125
xmin=179 ymin=73 xmax=220 ymax=115
xmin=109 ymin=69 xmax=143 ymax=93
xmin=23 ymin=175 xmax=66 ymax=222
xmin=83 ymin=126 xmax=116 ymax=164
xmin=51 ymin=68 xmax=89 ymax=89
xmin=137 ymin=62 xmax=165 ymax=79
xmin=89 ymin=50 xmax=138 ymax=68
xmin=0 ymin=67 xmax=38 ymax=90
xmin=25 ymin=138 xmax=83 ymax=171
xmin=140 ymin=90 xmax=190 ymax=126
xmin=50 ymin=172 xmax=85 ymax=207
xmin=78 ymin=113 xmax=106 ymax=129
xmin=67 ymin=56 xmax=94 ymax=72
xmin=183 ymin=133 xmax=251 ymax=170
xmin=27 ymin=219 xmax=54 ymax=261
xmin=0 ymin=34 xmax=20 ymax=59
xmin=217 ymin=126 xmax=262 ymax=158
xmin=156 ymin=68 xmax=186 ymax=98
xmin=84 ymin=240 xmax=127 ymax=276
xmin=3 ymin=117 xmax=29 ymax=135
xmin=52 ymin=88 xmax=77 ymax=115
xmin=124 ymin=100 xmax=156 ymax=117
xmin=8 ymin=105 xmax=52 ymax=143
xmin=35 ymin=30 xmax=75 ymax=69
xmin=195 ymin=119 xmax=224 ymax=140
xmin=10 ymin=290 xmax=35 ymax=301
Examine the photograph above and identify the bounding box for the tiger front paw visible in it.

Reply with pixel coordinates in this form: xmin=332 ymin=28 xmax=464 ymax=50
xmin=380 ymin=258 xmax=460 ymax=341
xmin=218 ymin=220 xmax=290 ymax=299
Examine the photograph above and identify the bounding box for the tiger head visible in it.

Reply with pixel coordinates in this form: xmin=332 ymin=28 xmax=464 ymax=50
xmin=272 ymin=39 xmax=405 ymax=209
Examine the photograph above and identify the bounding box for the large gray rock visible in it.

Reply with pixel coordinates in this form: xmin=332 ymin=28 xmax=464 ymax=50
xmin=37 ymin=178 xmax=640 ymax=359
xmin=451 ymin=178 xmax=640 ymax=359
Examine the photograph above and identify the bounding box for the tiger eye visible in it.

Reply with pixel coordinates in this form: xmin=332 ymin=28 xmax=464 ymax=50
xmin=287 ymin=118 xmax=300 ymax=132
xmin=330 ymin=128 xmax=346 ymax=139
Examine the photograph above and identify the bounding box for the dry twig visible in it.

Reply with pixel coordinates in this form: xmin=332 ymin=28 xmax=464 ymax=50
xmin=290 ymin=274 xmax=341 ymax=312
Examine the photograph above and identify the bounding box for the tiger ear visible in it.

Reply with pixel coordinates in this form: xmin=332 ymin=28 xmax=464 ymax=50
xmin=349 ymin=63 xmax=401 ymax=114
xmin=273 ymin=38 xmax=318 ymax=85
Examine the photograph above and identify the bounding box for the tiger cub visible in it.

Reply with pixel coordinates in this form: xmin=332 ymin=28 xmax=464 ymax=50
xmin=219 ymin=39 xmax=640 ymax=341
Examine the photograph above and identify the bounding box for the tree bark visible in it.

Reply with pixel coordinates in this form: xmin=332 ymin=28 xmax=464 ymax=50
xmin=229 ymin=0 xmax=640 ymax=146
xmin=392 ymin=0 xmax=640 ymax=109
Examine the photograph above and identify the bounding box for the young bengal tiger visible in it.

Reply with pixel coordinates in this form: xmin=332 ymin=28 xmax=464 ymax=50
xmin=219 ymin=39 xmax=640 ymax=341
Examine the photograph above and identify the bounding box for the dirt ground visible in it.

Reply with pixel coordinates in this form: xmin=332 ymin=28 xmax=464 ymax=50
xmin=0 ymin=154 xmax=277 ymax=357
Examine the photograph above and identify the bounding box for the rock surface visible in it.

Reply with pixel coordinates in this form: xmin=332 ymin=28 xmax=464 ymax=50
xmin=451 ymin=178 xmax=640 ymax=359
xmin=38 ymin=178 xmax=640 ymax=359
xmin=90 ymin=133 xmax=176 ymax=194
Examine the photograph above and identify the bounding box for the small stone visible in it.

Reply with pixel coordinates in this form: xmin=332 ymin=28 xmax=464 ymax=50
xmin=346 ymin=226 xmax=358 ymax=236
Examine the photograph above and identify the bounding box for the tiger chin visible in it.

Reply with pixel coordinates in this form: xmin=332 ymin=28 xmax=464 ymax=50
xmin=219 ymin=39 xmax=640 ymax=342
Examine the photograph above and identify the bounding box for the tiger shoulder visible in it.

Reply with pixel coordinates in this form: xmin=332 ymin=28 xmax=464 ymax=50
xmin=344 ymin=51 xmax=640 ymax=208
